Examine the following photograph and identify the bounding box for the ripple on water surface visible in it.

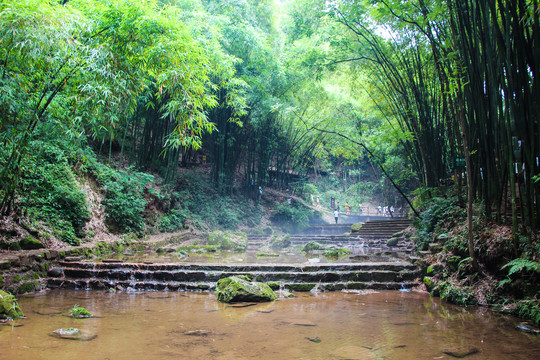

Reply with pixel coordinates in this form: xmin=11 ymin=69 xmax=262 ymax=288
xmin=1 ymin=290 xmax=539 ymax=360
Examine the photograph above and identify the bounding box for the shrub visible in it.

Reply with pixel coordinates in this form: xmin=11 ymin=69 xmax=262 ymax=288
xmin=208 ymin=231 xmax=247 ymax=251
xmin=159 ymin=209 xmax=190 ymax=232
xmin=17 ymin=140 xmax=90 ymax=244
xmin=93 ymin=164 xmax=152 ymax=233
xmin=270 ymin=202 xmax=313 ymax=232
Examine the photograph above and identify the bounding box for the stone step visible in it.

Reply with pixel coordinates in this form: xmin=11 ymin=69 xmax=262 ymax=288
xmin=47 ymin=278 xmax=417 ymax=292
xmin=48 ymin=261 xmax=419 ymax=292
xmin=59 ymin=268 xmax=418 ymax=283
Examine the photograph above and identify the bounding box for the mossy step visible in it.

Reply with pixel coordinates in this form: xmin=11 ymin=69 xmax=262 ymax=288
xmin=59 ymin=268 xmax=419 ymax=283
xmin=47 ymin=278 xmax=418 ymax=292
xmin=58 ymin=261 xmax=417 ymax=272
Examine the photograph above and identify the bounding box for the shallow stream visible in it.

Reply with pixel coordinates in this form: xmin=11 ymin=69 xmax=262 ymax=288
xmin=1 ymin=289 xmax=538 ymax=359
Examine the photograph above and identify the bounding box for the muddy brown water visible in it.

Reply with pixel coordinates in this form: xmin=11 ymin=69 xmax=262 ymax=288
xmin=1 ymin=290 xmax=538 ymax=359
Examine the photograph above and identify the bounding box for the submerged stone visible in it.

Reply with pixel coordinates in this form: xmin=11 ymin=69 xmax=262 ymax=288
xmin=516 ymin=323 xmax=540 ymax=335
xmin=51 ymin=328 xmax=97 ymax=341
xmin=442 ymin=348 xmax=480 ymax=358
xmin=0 ymin=290 xmax=24 ymax=319
xmin=215 ymin=276 xmax=277 ymax=303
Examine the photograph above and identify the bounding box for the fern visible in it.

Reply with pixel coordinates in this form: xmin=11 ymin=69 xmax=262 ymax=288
xmin=501 ymin=258 xmax=540 ymax=276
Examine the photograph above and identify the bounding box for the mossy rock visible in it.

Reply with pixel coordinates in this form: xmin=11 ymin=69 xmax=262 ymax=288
xmin=18 ymin=281 xmax=38 ymax=294
xmin=386 ymin=238 xmax=399 ymax=247
xmin=0 ymin=274 xmax=3 ymax=288
xmin=303 ymin=241 xmax=324 ymax=252
xmin=215 ymin=276 xmax=277 ymax=303
xmin=269 ymin=234 xmax=291 ymax=248
xmin=0 ymin=290 xmax=24 ymax=318
xmin=70 ymin=305 xmax=92 ymax=318
xmin=350 ymin=223 xmax=363 ymax=233
xmin=208 ymin=231 xmax=247 ymax=251
xmin=9 ymin=242 xmax=21 ymax=251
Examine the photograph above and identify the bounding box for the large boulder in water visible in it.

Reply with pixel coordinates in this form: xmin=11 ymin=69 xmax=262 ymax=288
xmin=0 ymin=290 xmax=24 ymax=319
xmin=216 ymin=276 xmax=277 ymax=303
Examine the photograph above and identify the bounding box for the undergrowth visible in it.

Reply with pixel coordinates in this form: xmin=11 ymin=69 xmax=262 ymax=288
xmin=416 ymin=187 xmax=540 ymax=325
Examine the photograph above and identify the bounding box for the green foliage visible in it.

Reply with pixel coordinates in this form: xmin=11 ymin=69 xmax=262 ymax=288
xmin=70 ymin=305 xmax=92 ymax=318
xmin=502 ymin=259 xmax=540 ymax=277
xmin=270 ymin=201 xmax=312 ymax=232
xmin=512 ymin=299 xmax=540 ymax=325
xmin=412 ymin=191 xmax=465 ymax=250
xmin=173 ymin=172 xmax=264 ymax=230
xmin=159 ymin=209 xmax=190 ymax=232
xmin=208 ymin=231 xmax=247 ymax=251
xmin=92 ymin=163 xmax=152 ymax=233
xmin=11 ymin=137 xmax=90 ymax=245
xmin=0 ymin=290 xmax=24 ymax=318
xmin=437 ymin=281 xmax=476 ymax=306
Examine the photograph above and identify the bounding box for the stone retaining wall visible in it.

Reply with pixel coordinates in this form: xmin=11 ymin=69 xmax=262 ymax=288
xmin=0 ymin=240 xmax=132 ymax=295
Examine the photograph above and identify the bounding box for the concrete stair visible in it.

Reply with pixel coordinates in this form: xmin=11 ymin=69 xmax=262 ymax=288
xmin=247 ymin=219 xmax=412 ymax=250
xmin=352 ymin=219 xmax=411 ymax=239
xmin=48 ymin=260 xmax=419 ymax=292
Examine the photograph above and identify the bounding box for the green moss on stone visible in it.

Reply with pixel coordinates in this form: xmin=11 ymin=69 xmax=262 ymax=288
xmin=32 ymin=273 xmax=40 ymax=280
xmin=256 ymin=251 xmax=279 ymax=257
xmin=18 ymin=281 xmax=37 ymax=294
xmin=303 ymin=241 xmax=323 ymax=252
xmin=386 ymin=238 xmax=399 ymax=247
xmin=350 ymin=223 xmax=363 ymax=232
xmin=0 ymin=274 xmax=3 ymax=288
xmin=8 ymin=242 xmax=21 ymax=251
xmin=70 ymin=305 xmax=92 ymax=318
xmin=0 ymin=290 xmax=24 ymax=318
xmin=13 ymin=275 xmax=21 ymax=283
xmin=286 ymin=283 xmax=316 ymax=292
xmin=19 ymin=237 xmax=45 ymax=250
xmin=266 ymin=282 xmax=281 ymax=290
xmin=215 ymin=276 xmax=277 ymax=303
xmin=346 ymin=282 xmax=367 ymax=290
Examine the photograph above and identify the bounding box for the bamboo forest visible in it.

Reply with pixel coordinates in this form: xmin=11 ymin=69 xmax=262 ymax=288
xmin=1 ymin=1 xmax=539 ymax=359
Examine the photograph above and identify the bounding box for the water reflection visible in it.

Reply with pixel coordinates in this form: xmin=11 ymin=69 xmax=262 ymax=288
xmin=1 ymin=290 xmax=538 ymax=360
